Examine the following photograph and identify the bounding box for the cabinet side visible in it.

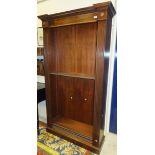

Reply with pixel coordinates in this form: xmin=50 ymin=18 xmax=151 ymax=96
xmin=100 ymin=18 xmax=113 ymax=145
xmin=93 ymin=17 xmax=113 ymax=147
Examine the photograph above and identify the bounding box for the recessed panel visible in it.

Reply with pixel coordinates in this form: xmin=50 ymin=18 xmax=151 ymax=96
xmin=57 ymin=75 xmax=94 ymax=124
xmin=53 ymin=23 xmax=97 ymax=77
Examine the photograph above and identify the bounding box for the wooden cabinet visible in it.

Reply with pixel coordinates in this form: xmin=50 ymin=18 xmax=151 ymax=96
xmin=38 ymin=1 xmax=116 ymax=153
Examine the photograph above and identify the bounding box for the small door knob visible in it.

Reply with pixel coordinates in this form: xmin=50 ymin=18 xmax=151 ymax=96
xmin=70 ymin=96 xmax=73 ymax=100
xmin=93 ymin=15 xmax=98 ymax=19
xmin=100 ymin=12 xmax=104 ymax=17
xmin=84 ymin=98 xmax=87 ymax=101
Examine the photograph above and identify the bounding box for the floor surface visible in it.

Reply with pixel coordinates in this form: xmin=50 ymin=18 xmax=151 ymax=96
xmin=100 ymin=133 xmax=117 ymax=155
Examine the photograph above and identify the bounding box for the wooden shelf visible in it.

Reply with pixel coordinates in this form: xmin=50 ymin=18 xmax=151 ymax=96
xmin=52 ymin=117 xmax=93 ymax=140
xmin=50 ymin=72 xmax=95 ymax=79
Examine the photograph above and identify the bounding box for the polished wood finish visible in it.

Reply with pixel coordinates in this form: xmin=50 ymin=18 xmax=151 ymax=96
xmin=38 ymin=1 xmax=115 ymax=28
xmin=49 ymin=74 xmax=94 ymax=125
xmin=48 ymin=23 xmax=97 ymax=77
xmin=48 ymin=13 xmax=97 ymax=28
xmin=38 ymin=1 xmax=116 ymax=154
xmin=92 ymin=19 xmax=113 ymax=146
xmin=99 ymin=19 xmax=113 ymax=144
xmin=50 ymin=72 xmax=95 ymax=79
xmin=57 ymin=76 xmax=94 ymax=124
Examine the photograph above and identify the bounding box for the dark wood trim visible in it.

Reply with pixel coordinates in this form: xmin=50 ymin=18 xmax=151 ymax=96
xmin=99 ymin=18 xmax=112 ymax=143
xmin=47 ymin=12 xmax=97 ymax=28
xmin=50 ymin=72 xmax=95 ymax=80
xmin=92 ymin=18 xmax=113 ymax=146
xmin=38 ymin=6 xmax=94 ymax=20
xmin=38 ymin=1 xmax=116 ymax=28
xmin=38 ymin=1 xmax=115 ymax=20
xmin=94 ymin=1 xmax=116 ymax=18
xmin=43 ymin=29 xmax=53 ymax=126
xmin=92 ymin=20 xmax=107 ymax=146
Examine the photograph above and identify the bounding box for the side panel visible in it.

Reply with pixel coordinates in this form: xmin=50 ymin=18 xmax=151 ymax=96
xmin=93 ymin=19 xmax=112 ymax=146
xmin=100 ymin=19 xmax=112 ymax=141
xmin=43 ymin=28 xmax=54 ymax=126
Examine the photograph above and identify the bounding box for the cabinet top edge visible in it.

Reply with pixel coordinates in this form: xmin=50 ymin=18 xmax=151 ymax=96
xmin=38 ymin=1 xmax=116 ymax=21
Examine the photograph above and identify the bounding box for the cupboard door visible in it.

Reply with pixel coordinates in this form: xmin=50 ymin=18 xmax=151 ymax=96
xmin=81 ymin=79 xmax=94 ymax=124
xmin=57 ymin=76 xmax=73 ymax=118
xmin=73 ymin=78 xmax=94 ymax=124
xmin=49 ymin=74 xmax=58 ymax=118
xmin=57 ymin=76 xmax=94 ymax=125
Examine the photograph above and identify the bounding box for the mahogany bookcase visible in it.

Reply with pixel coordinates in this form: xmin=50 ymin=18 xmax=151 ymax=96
xmin=38 ymin=1 xmax=116 ymax=153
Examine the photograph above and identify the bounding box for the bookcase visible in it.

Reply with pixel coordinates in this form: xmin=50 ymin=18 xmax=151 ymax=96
xmin=38 ymin=1 xmax=116 ymax=153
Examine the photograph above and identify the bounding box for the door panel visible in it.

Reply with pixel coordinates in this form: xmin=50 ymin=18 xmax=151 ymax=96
xmin=57 ymin=76 xmax=94 ymax=125
xmin=57 ymin=76 xmax=73 ymax=118
xmin=49 ymin=74 xmax=58 ymax=118
xmin=81 ymin=79 xmax=94 ymax=124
